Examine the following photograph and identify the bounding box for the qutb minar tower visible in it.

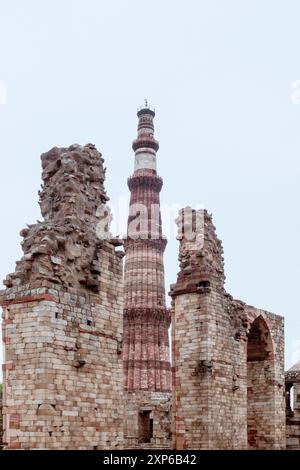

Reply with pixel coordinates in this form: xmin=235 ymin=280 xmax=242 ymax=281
xmin=123 ymin=103 xmax=171 ymax=447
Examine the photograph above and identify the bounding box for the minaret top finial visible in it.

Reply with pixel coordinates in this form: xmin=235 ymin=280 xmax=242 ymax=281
xmin=137 ymin=100 xmax=155 ymax=117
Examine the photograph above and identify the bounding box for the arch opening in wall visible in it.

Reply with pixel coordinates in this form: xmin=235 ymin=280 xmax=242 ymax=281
xmin=285 ymin=383 xmax=294 ymax=417
xmin=247 ymin=315 xmax=276 ymax=450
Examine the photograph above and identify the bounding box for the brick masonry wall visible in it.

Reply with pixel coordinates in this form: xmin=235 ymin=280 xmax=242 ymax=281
xmin=286 ymin=379 xmax=300 ymax=449
xmin=0 ymin=144 xmax=125 ymax=449
xmin=286 ymin=419 xmax=300 ymax=449
xmin=246 ymin=308 xmax=285 ymax=450
xmin=124 ymin=391 xmax=171 ymax=449
xmin=1 ymin=269 xmax=123 ymax=449
xmin=171 ymin=208 xmax=285 ymax=450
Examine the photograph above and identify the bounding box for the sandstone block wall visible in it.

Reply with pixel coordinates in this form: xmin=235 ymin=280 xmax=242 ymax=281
xmin=0 ymin=139 xmax=288 ymax=451
xmin=171 ymin=208 xmax=285 ymax=450
xmin=124 ymin=391 xmax=171 ymax=449
xmin=1 ymin=280 xmax=123 ymax=449
xmin=285 ymin=365 xmax=300 ymax=449
xmin=246 ymin=307 xmax=284 ymax=449
xmin=1 ymin=144 xmax=125 ymax=449
xmin=286 ymin=418 xmax=300 ymax=449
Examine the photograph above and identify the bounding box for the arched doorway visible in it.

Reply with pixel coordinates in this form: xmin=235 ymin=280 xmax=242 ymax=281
xmin=247 ymin=315 xmax=275 ymax=449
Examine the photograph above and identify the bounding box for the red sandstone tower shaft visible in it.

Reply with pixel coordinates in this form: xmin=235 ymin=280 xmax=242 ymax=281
xmin=123 ymin=103 xmax=171 ymax=392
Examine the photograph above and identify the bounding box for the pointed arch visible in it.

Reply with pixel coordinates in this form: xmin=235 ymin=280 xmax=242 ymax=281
xmin=247 ymin=315 xmax=274 ymax=362
xmin=247 ymin=315 xmax=276 ymax=449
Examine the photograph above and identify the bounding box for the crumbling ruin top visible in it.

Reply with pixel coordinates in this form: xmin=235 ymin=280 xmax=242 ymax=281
xmin=170 ymin=208 xmax=225 ymax=296
xmin=4 ymin=144 xmax=123 ymax=292
xmin=286 ymin=361 xmax=300 ymax=383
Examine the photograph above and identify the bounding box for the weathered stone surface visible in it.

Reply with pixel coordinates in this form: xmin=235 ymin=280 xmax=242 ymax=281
xmin=4 ymin=144 xmax=121 ymax=293
xmin=170 ymin=208 xmax=285 ymax=450
xmin=285 ymin=362 xmax=300 ymax=449
xmin=0 ymin=112 xmax=290 ymax=451
xmin=0 ymin=144 xmax=124 ymax=450
xmin=124 ymin=391 xmax=171 ymax=449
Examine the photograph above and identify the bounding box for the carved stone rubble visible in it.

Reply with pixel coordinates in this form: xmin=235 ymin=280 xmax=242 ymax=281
xmin=4 ymin=144 xmax=122 ymax=292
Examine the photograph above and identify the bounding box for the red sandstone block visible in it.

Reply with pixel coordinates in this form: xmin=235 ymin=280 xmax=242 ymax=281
xmin=176 ymin=437 xmax=186 ymax=449
xmin=0 ymin=293 xmax=56 ymax=307
xmin=9 ymin=413 xmax=21 ymax=428
xmin=8 ymin=441 xmax=21 ymax=450
xmin=2 ymin=362 xmax=14 ymax=371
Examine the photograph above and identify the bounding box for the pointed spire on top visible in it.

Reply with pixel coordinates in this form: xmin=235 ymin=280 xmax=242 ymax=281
xmin=137 ymin=99 xmax=155 ymax=117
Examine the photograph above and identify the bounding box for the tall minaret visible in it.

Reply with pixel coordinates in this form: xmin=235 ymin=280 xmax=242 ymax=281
xmin=123 ymin=102 xmax=171 ymax=396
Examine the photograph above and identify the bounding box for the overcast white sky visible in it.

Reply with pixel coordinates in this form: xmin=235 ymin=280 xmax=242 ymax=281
xmin=0 ymin=0 xmax=299 ymax=374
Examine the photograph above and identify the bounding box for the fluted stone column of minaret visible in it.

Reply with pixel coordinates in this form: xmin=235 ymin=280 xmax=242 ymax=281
xmin=123 ymin=104 xmax=171 ymax=448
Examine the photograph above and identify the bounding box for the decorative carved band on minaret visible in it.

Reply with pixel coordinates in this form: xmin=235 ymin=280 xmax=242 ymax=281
xmin=123 ymin=104 xmax=171 ymax=393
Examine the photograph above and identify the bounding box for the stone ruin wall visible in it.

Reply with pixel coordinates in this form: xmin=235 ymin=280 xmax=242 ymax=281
xmin=285 ymin=367 xmax=300 ymax=449
xmin=246 ymin=307 xmax=284 ymax=449
xmin=0 ymin=144 xmax=124 ymax=449
xmin=171 ymin=208 xmax=285 ymax=450
xmin=124 ymin=391 xmax=171 ymax=449
xmin=0 ymin=143 xmax=291 ymax=451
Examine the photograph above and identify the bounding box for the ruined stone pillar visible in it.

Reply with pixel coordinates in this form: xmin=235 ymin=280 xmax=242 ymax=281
xmin=123 ymin=104 xmax=171 ymax=448
xmin=0 ymin=144 xmax=124 ymax=449
xmin=170 ymin=208 xmax=285 ymax=450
